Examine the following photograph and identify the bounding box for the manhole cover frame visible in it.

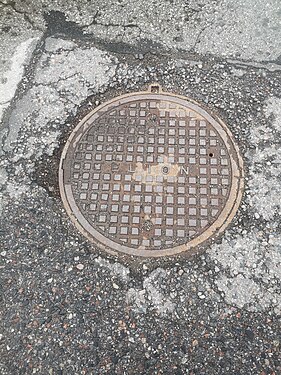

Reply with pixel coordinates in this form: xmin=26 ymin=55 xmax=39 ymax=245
xmin=59 ymin=84 xmax=244 ymax=258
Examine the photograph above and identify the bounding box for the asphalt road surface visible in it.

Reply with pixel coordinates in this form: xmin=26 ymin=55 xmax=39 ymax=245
xmin=0 ymin=1 xmax=280 ymax=374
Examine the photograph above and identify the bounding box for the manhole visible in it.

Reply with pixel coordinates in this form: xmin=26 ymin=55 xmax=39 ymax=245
xmin=59 ymin=84 xmax=244 ymax=257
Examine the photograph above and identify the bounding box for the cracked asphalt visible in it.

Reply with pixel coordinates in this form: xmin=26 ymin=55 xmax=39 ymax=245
xmin=0 ymin=1 xmax=280 ymax=374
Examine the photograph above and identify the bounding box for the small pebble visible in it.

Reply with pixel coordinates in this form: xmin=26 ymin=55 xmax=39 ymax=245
xmin=198 ymin=293 xmax=206 ymax=299
xmin=76 ymin=264 xmax=84 ymax=270
xmin=192 ymin=339 xmax=198 ymax=347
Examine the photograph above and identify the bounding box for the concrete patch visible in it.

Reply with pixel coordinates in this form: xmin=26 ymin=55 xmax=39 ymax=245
xmin=2 ymin=39 xmax=117 ymax=164
xmin=0 ymin=37 xmax=39 ymax=122
xmin=127 ymin=268 xmax=175 ymax=315
xmin=247 ymin=96 xmax=281 ymax=220
xmin=209 ymin=232 xmax=281 ymax=313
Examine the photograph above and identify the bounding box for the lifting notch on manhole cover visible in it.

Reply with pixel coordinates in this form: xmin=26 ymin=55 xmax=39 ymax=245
xmin=59 ymin=84 xmax=244 ymax=258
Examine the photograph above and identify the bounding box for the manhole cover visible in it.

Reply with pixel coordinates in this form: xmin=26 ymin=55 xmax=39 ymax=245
xmin=59 ymin=84 xmax=244 ymax=257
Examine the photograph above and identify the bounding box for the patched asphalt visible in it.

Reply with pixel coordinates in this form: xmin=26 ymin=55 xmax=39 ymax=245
xmin=0 ymin=1 xmax=280 ymax=374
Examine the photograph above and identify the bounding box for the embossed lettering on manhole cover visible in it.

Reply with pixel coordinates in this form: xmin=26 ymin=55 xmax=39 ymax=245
xmin=59 ymin=84 xmax=244 ymax=257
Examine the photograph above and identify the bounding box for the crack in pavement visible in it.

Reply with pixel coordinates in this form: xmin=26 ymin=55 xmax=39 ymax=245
xmin=0 ymin=0 xmax=44 ymax=31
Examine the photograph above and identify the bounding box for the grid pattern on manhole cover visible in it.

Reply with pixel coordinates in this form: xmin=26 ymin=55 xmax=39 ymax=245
xmin=59 ymin=85 xmax=244 ymax=257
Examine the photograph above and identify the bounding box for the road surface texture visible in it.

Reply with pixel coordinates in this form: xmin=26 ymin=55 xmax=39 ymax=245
xmin=0 ymin=1 xmax=280 ymax=374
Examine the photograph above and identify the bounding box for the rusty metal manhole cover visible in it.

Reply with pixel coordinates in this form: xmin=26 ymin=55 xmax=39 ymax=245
xmin=59 ymin=84 xmax=244 ymax=257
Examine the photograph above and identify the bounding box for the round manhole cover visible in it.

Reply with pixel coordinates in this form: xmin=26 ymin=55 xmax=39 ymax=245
xmin=59 ymin=84 xmax=244 ymax=257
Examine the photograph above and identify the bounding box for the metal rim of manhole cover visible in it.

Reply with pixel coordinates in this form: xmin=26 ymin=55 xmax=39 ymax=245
xmin=59 ymin=84 xmax=244 ymax=258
